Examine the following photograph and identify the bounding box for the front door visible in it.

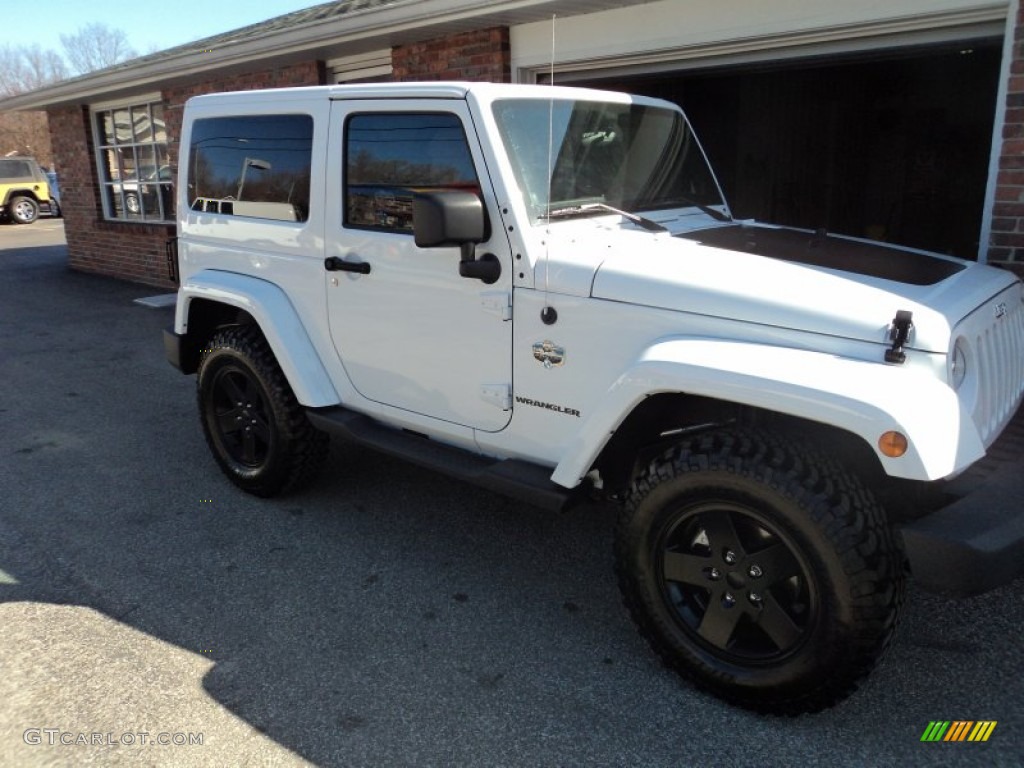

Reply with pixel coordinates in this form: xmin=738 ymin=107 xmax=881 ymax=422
xmin=325 ymin=100 xmax=513 ymax=432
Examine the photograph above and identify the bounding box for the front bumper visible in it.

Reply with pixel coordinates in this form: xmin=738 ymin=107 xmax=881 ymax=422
xmin=900 ymin=406 xmax=1024 ymax=596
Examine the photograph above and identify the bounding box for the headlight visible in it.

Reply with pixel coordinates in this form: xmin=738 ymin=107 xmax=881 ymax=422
xmin=951 ymin=337 xmax=968 ymax=391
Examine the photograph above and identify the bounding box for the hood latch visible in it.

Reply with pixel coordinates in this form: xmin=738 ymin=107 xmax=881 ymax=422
xmin=885 ymin=310 xmax=913 ymax=364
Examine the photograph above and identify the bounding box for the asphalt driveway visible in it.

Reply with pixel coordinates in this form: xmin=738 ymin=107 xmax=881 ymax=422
xmin=1 ymin=222 xmax=1022 ymax=767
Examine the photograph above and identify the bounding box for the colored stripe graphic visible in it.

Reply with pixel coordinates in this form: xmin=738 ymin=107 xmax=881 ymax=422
xmin=921 ymin=721 xmax=950 ymax=741
xmin=920 ymin=721 xmax=997 ymax=742
xmin=968 ymin=722 xmax=997 ymax=742
xmin=945 ymin=721 xmax=973 ymax=741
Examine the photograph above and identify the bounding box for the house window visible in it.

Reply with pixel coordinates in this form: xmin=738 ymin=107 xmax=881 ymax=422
xmin=345 ymin=112 xmax=479 ymax=232
xmin=93 ymin=100 xmax=173 ymax=221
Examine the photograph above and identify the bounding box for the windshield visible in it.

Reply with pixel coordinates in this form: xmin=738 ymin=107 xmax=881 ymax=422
xmin=492 ymin=98 xmax=726 ymax=221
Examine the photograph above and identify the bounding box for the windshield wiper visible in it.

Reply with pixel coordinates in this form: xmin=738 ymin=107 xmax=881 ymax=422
xmin=544 ymin=202 xmax=668 ymax=233
xmin=665 ymin=195 xmax=732 ymax=222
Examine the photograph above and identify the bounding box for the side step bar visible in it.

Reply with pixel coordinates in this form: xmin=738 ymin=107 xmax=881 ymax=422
xmin=306 ymin=407 xmax=574 ymax=511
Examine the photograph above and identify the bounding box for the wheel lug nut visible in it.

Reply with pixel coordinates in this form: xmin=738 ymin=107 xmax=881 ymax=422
xmin=748 ymin=565 xmax=763 ymax=578
xmin=722 ymin=593 xmax=736 ymax=607
xmin=749 ymin=592 xmax=762 ymax=604
xmin=723 ymin=550 xmax=737 ymax=565
xmin=707 ymin=567 xmax=721 ymax=581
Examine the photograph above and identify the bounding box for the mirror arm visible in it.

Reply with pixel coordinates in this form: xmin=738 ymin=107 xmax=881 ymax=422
xmin=460 ymin=242 xmax=476 ymax=262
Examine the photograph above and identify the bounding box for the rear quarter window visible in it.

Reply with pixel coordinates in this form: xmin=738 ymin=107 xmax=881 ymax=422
xmin=188 ymin=114 xmax=313 ymax=222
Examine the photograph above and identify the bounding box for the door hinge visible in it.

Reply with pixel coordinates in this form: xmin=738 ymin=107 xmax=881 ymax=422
xmin=480 ymin=383 xmax=512 ymax=410
xmin=481 ymin=291 xmax=512 ymax=321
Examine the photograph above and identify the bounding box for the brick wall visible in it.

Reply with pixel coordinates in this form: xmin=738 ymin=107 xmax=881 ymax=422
xmin=47 ymin=104 xmax=175 ymax=287
xmin=989 ymin=3 xmax=1024 ymax=276
xmin=393 ymin=27 xmax=510 ymax=82
xmin=47 ymin=61 xmax=324 ymax=289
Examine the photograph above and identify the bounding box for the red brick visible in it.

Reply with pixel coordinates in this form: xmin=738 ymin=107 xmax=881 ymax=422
xmin=998 ymin=169 xmax=1024 ymax=185
xmin=393 ymin=27 xmax=510 ymax=83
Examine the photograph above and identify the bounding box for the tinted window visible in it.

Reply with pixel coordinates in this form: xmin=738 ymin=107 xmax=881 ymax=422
xmin=189 ymin=114 xmax=313 ymax=222
xmin=345 ymin=113 xmax=479 ymax=232
xmin=0 ymin=159 xmax=34 ymax=180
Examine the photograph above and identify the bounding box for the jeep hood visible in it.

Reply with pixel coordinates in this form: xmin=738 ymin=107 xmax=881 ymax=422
xmin=585 ymin=222 xmax=1019 ymax=353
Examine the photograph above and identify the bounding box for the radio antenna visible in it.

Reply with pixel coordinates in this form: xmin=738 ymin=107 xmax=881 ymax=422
xmin=542 ymin=14 xmax=556 ymax=322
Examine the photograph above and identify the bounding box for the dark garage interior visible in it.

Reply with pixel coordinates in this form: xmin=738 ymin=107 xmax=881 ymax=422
xmin=569 ymin=40 xmax=1002 ymax=260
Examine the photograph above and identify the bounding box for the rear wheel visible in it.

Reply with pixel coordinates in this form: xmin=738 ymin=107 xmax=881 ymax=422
xmin=615 ymin=429 xmax=904 ymax=714
xmin=197 ymin=326 xmax=328 ymax=496
xmin=9 ymin=195 xmax=38 ymax=224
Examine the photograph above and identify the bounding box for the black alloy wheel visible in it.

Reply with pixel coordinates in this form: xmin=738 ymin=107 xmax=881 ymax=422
xmin=657 ymin=501 xmax=815 ymax=664
xmin=616 ymin=429 xmax=905 ymax=714
xmin=207 ymin=364 xmax=275 ymax=470
xmin=197 ymin=326 xmax=328 ymax=496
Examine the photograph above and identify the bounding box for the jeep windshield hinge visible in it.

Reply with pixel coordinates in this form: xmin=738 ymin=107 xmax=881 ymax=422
xmin=885 ymin=310 xmax=913 ymax=364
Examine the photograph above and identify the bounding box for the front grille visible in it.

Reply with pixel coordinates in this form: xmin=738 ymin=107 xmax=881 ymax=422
xmin=966 ymin=288 xmax=1024 ymax=446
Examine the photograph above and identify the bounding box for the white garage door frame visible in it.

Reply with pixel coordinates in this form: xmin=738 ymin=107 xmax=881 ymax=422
xmin=512 ymin=0 xmax=1008 ymax=83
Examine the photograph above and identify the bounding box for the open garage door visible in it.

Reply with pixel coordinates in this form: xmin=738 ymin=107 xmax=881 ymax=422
xmin=558 ymin=41 xmax=1002 ymax=260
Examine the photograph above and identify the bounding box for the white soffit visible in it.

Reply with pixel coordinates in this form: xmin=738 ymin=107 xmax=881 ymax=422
xmin=512 ymin=0 xmax=1008 ymax=80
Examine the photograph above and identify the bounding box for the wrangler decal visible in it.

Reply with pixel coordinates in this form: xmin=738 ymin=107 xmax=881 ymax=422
xmin=514 ymin=395 xmax=580 ymax=417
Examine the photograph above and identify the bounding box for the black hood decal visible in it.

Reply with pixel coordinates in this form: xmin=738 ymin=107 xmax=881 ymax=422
xmin=677 ymin=225 xmax=965 ymax=286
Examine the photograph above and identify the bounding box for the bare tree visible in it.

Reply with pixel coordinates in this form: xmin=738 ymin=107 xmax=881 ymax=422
xmin=0 ymin=44 xmax=68 ymax=162
xmin=0 ymin=111 xmax=52 ymax=163
xmin=0 ymin=44 xmax=68 ymax=98
xmin=60 ymin=23 xmax=137 ymax=75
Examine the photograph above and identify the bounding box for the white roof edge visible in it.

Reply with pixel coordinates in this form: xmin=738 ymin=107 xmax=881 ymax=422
xmin=179 ymin=80 xmax=681 ymax=107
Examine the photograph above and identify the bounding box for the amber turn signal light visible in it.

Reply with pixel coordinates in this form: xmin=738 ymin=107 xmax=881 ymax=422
xmin=878 ymin=431 xmax=908 ymax=458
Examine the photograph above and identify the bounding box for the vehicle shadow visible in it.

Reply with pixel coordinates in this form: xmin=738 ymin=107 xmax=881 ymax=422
xmin=1 ymin=247 xmax=1022 ymax=766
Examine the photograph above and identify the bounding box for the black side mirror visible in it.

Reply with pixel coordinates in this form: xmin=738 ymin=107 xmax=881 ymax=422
xmin=412 ymin=190 xmax=501 ymax=284
xmin=413 ymin=190 xmax=489 ymax=249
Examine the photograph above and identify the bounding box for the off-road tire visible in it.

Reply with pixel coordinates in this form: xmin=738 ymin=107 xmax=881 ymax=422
xmin=197 ymin=325 xmax=328 ymax=497
xmin=615 ymin=429 xmax=905 ymax=714
xmin=9 ymin=195 xmax=38 ymax=224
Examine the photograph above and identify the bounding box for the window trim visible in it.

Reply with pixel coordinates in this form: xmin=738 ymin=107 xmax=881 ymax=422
xmin=90 ymin=95 xmax=173 ymax=224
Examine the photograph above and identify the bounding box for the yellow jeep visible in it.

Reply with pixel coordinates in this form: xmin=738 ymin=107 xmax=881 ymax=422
xmin=0 ymin=156 xmax=57 ymax=224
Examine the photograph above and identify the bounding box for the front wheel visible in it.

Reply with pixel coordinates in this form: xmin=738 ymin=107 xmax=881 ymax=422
xmin=615 ymin=430 xmax=905 ymax=714
xmin=197 ymin=326 xmax=328 ymax=497
xmin=9 ymin=195 xmax=38 ymax=224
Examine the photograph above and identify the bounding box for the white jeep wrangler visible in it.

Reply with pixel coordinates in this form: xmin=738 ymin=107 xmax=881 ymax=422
xmin=165 ymin=82 xmax=1024 ymax=713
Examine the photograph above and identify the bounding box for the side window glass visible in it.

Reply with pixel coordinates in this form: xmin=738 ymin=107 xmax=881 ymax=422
xmin=189 ymin=114 xmax=313 ymax=222
xmin=345 ymin=112 xmax=479 ymax=232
